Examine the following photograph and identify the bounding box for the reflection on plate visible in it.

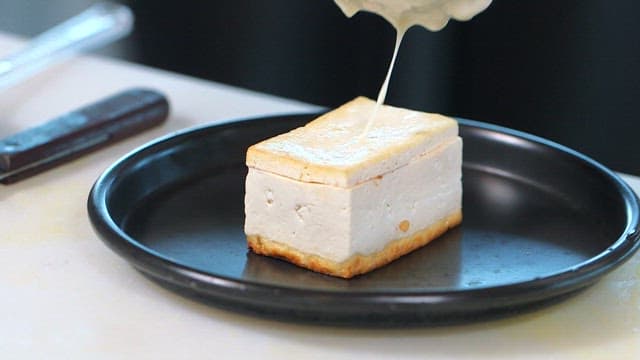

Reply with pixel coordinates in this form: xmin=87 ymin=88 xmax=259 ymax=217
xmin=88 ymin=114 xmax=640 ymax=325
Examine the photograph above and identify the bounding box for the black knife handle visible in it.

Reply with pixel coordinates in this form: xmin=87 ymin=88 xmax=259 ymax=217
xmin=0 ymin=88 xmax=169 ymax=183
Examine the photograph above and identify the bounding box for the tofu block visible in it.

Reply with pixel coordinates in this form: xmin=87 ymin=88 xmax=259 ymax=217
xmin=244 ymin=97 xmax=462 ymax=278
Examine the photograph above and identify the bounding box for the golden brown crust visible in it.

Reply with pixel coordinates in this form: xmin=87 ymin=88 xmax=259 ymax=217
xmin=246 ymin=210 xmax=462 ymax=279
xmin=246 ymin=97 xmax=458 ymax=188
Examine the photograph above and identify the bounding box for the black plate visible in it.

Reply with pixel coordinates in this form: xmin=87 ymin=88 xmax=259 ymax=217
xmin=88 ymin=114 xmax=640 ymax=326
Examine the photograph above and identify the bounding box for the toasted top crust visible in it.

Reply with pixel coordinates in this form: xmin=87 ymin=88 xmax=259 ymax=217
xmin=246 ymin=97 xmax=458 ymax=187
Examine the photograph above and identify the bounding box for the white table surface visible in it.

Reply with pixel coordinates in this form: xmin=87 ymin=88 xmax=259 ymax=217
xmin=0 ymin=32 xmax=638 ymax=359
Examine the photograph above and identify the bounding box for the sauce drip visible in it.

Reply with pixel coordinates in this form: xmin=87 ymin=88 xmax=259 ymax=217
xmin=335 ymin=0 xmax=492 ymax=135
xmin=363 ymin=29 xmax=404 ymax=136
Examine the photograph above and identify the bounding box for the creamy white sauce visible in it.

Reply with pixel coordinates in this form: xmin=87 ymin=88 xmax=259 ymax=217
xmin=334 ymin=0 xmax=492 ymax=32
xmin=335 ymin=0 xmax=492 ymax=134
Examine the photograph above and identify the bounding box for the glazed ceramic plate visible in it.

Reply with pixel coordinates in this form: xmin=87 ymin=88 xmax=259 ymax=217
xmin=88 ymin=114 xmax=640 ymax=325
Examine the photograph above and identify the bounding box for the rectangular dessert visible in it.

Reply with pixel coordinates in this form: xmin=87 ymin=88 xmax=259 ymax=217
xmin=244 ymin=97 xmax=462 ymax=278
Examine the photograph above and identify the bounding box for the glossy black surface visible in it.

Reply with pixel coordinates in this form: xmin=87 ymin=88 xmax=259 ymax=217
xmin=88 ymin=114 xmax=640 ymax=325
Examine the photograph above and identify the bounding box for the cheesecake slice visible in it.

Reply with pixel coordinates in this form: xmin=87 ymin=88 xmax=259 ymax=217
xmin=244 ymin=97 xmax=462 ymax=278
